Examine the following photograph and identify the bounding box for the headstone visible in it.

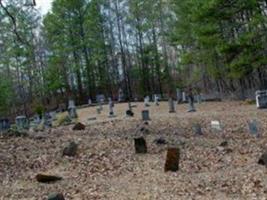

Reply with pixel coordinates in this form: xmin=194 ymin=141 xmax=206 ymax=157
xmin=96 ymin=94 xmax=105 ymax=104
xmin=248 ymin=120 xmax=260 ymax=137
xmin=108 ymin=98 xmax=115 ymax=117
xmin=134 ymin=137 xmax=147 ymax=154
xmin=196 ymin=94 xmax=202 ymax=104
xmin=142 ymin=110 xmax=150 ymax=121
xmin=44 ymin=113 xmax=52 ymax=128
xmin=211 ymin=121 xmax=222 ymax=132
xmin=154 ymin=94 xmax=159 ymax=106
xmin=0 ymin=118 xmax=10 ymax=131
xmin=96 ymin=107 xmax=101 ymax=114
xmin=48 ymin=193 xmax=65 ymax=200
xmin=164 ymin=148 xmax=180 ymax=172
xmin=68 ymin=100 xmax=77 ymax=119
xmin=63 ymin=141 xmax=78 ymax=157
xmin=182 ymin=92 xmax=187 ymax=102
xmin=192 ymin=123 xmax=203 ymax=135
xmin=256 ymin=90 xmax=267 ymax=109
xmin=168 ymin=98 xmax=176 ymax=113
xmin=88 ymin=98 xmax=92 ymax=105
xmin=144 ymin=96 xmax=150 ymax=107
xmin=15 ymin=116 xmax=29 ymax=130
xmin=36 ymin=174 xmax=62 ymax=183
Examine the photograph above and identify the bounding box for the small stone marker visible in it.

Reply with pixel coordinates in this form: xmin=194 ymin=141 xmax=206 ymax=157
xmin=211 ymin=121 xmax=222 ymax=132
xmin=134 ymin=137 xmax=147 ymax=153
xmin=248 ymin=120 xmax=259 ymax=137
xmin=258 ymin=152 xmax=267 ymax=167
xmin=164 ymin=148 xmax=180 ymax=172
xmin=192 ymin=123 xmax=203 ymax=135
xmin=168 ymin=98 xmax=176 ymax=113
xmin=48 ymin=193 xmax=65 ymax=200
xmin=142 ymin=110 xmax=150 ymax=121
xmin=36 ymin=174 xmax=62 ymax=183
xmin=63 ymin=141 xmax=78 ymax=157
xmin=73 ymin=122 xmax=85 ymax=131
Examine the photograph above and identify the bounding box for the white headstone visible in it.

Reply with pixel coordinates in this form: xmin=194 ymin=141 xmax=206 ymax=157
xmin=211 ymin=121 xmax=222 ymax=132
xmin=182 ymin=92 xmax=186 ymax=102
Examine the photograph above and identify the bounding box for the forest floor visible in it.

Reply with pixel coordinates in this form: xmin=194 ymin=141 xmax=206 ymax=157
xmin=1 ymin=101 xmax=267 ymax=200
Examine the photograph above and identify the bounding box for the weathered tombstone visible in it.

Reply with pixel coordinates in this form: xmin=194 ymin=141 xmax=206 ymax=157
xmin=88 ymin=98 xmax=92 ymax=105
xmin=108 ymin=98 xmax=115 ymax=117
xmin=164 ymin=148 xmax=180 ymax=172
xmin=211 ymin=121 xmax=222 ymax=132
xmin=48 ymin=193 xmax=65 ymax=200
xmin=248 ymin=120 xmax=260 ymax=137
xmin=182 ymin=92 xmax=187 ymax=102
xmin=196 ymin=94 xmax=202 ymax=104
xmin=134 ymin=137 xmax=147 ymax=154
xmin=192 ymin=123 xmax=203 ymax=135
xmin=144 ymin=96 xmax=150 ymax=107
xmin=15 ymin=116 xmax=29 ymax=130
xmin=0 ymin=118 xmax=10 ymax=132
xmin=68 ymin=100 xmax=78 ymax=119
xmin=256 ymin=90 xmax=267 ymax=109
xmin=142 ymin=110 xmax=150 ymax=121
xmin=63 ymin=141 xmax=78 ymax=157
xmin=154 ymin=94 xmax=159 ymax=106
xmin=168 ymin=98 xmax=176 ymax=113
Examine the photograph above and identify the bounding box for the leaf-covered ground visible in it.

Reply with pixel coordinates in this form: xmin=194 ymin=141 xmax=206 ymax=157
xmin=1 ymin=101 xmax=267 ymax=199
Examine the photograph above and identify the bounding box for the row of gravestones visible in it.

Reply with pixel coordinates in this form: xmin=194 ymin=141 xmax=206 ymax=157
xmin=0 ymin=112 xmax=57 ymax=133
xmin=192 ymin=120 xmax=261 ymax=137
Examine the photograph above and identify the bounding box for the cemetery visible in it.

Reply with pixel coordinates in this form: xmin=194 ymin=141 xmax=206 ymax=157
xmin=1 ymin=0 xmax=267 ymax=199
xmin=1 ymin=100 xmax=267 ymax=199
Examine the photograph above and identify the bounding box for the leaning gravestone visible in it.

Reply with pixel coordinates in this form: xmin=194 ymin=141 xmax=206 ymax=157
xmin=256 ymin=90 xmax=267 ymax=109
xmin=48 ymin=193 xmax=65 ymax=200
xmin=168 ymin=98 xmax=176 ymax=113
xmin=16 ymin=116 xmax=29 ymax=130
xmin=134 ymin=137 xmax=147 ymax=154
xmin=68 ymin=100 xmax=78 ymax=119
xmin=248 ymin=120 xmax=260 ymax=137
xmin=0 ymin=118 xmax=10 ymax=132
xmin=164 ymin=148 xmax=180 ymax=172
xmin=142 ymin=110 xmax=150 ymax=121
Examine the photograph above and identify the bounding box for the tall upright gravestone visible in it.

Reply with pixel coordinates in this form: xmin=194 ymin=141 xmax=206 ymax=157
xmin=142 ymin=110 xmax=150 ymax=121
xmin=16 ymin=116 xmax=29 ymax=130
xmin=68 ymin=100 xmax=78 ymax=119
xmin=165 ymin=148 xmax=180 ymax=172
xmin=256 ymin=90 xmax=267 ymax=109
xmin=168 ymin=98 xmax=176 ymax=113
xmin=134 ymin=137 xmax=147 ymax=154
